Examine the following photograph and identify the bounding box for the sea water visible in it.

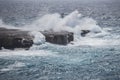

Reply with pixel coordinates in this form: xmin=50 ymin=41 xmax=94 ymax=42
xmin=0 ymin=0 xmax=120 ymax=80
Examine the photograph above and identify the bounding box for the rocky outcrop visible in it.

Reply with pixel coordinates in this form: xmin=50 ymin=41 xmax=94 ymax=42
xmin=81 ymin=30 xmax=90 ymax=37
xmin=0 ymin=28 xmax=33 ymax=50
xmin=41 ymin=31 xmax=74 ymax=45
xmin=0 ymin=28 xmax=74 ymax=49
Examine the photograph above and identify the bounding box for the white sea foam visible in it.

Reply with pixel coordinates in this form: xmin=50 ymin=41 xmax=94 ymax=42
xmin=69 ymin=38 xmax=120 ymax=46
xmin=29 ymin=31 xmax=45 ymax=45
xmin=0 ymin=50 xmax=58 ymax=57
xmin=0 ymin=61 xmax=25 ymax=72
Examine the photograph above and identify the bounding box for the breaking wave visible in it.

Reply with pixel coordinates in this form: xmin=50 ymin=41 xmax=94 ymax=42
xmin=22 ymin=10 xmax=105 ymax=36
xmin=0 ymin=10 xmax=104 ymax=33
xmin=0 ymin=10 xmax=120 ymax=46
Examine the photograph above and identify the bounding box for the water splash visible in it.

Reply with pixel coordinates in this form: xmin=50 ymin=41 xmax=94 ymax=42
xmin=0 ymin=10 xmax=119 ymax=46
xmin=29 ymin=31 xmax=45 ymax=45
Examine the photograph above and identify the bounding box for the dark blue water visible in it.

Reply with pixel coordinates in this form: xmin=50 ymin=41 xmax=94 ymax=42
xmin=0 ymin=0 xmax=120 ymax=80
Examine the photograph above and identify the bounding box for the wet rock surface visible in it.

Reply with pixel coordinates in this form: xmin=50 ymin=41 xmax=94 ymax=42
xmin=81 ymin=30 xmax=90 ymax=37
xmin=41 ymin=31 xmax=74 ymax=45
xmin=0 ymin=28 xmax=74 ymax=49
xmin=0 ymin=28 xmax=34 ymax=50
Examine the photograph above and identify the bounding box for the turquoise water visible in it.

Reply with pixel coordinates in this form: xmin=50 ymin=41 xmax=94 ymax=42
xmin=0 ymin=45 xmax=120 ymax=80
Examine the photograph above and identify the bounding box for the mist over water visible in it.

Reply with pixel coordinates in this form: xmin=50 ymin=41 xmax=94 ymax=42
xmin=0 ymin=0 xmax=120 ymax=80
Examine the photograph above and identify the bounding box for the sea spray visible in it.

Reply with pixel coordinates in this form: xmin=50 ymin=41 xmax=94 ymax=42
xmin=29 ymin=31 xmax=46 ymax=50
xmin=29 ymin=31 xmax=45 ymax=45
xmin=0 ymin=10 xmax=105 ymax=35
xmin=0 ymin=19 xmax=15 ymax=29
xmin=0 ymin=10 xmax=119 ymax=46
xmin=22 ymin=10 xmax=105 ymax=39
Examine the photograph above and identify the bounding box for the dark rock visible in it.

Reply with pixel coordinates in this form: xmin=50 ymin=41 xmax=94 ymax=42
xmin=0 ymin=28 xmax=74 ymax=50
xmin=81 ymin=30 xmax=90 ymax=37
xmin=61 ymin=13 xmax=68 ymax=18
xmin=68 ymin=32 xmax=74 ymax=42
xmin=0 ymin=28 xmax=33 ymax=49
xmin=0 ymin=38 xmax=2 ymax=50
xmin=41 ymin=31 xmax=74 ymax=45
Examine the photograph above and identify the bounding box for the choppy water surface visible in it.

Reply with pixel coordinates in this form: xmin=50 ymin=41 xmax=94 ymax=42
xmin=0 ymin=0 xmax=120 ymax=80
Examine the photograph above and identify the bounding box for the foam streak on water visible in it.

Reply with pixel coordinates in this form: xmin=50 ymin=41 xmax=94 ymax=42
xmin=0 ymin=49 xmax=58 ymax=57
xmin=0 ymin=61 xmax=25 ymax=72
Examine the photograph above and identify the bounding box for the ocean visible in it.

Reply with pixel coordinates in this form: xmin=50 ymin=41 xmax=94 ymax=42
xmin=0 ymin=0 xmax=120 ymax=80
